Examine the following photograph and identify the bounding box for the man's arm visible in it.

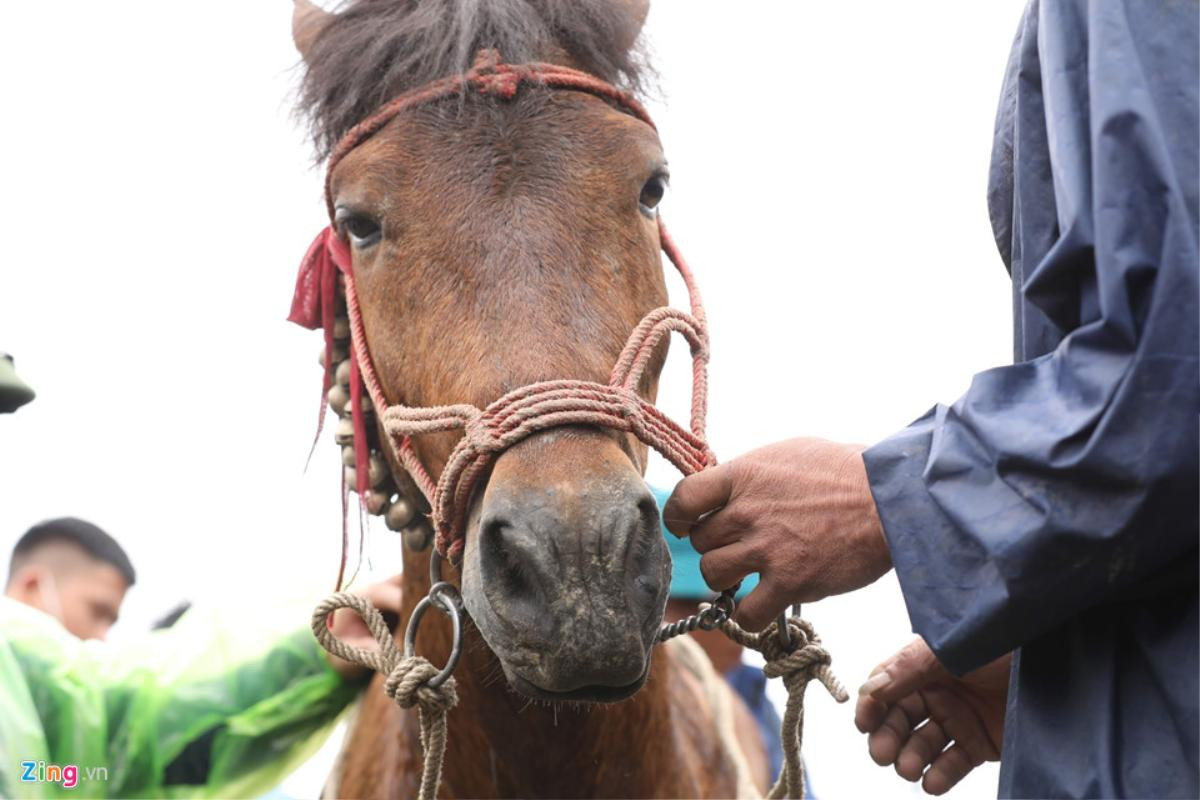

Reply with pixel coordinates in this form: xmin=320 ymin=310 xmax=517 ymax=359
xmin=861 ymin=0 xmax=1198 ymax=674
xmin=2 ymin=577 xmax=401 ymax=799
xmin=666 ymin=0 xmax=1198 ymax=675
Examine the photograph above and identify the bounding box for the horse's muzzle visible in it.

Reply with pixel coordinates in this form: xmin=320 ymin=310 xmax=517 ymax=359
xmin=459 ymin=429 xmax=671 ymax=702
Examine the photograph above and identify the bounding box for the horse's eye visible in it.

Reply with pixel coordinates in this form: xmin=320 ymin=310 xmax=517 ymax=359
xmin=335 ymin=209 xmax=382 ymax=248
xmin=639 ymin=174 xmax=668 ymax=216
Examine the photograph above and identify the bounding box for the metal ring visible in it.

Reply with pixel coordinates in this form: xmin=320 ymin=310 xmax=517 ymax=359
xmin=777 ymin=602 xmax=802 ymax=652
xmin=776 ymin=611 xmax=792 ymax=651
xmin=697 ymin=590 xmax=737 ymax=631
xmin=428 ymin=581 xmax=462 ymax=611
xmin=429 ymin=549 xmax=444 ymax=585
xmin=697 ymin=605 xmax=720 ymax=631
xmin=402 ymin=592 xmax=463 ymax=689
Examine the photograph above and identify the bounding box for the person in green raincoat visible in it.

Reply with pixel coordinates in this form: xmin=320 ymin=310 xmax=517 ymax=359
xmin=1 ymin=362 xmax=398 ymax=799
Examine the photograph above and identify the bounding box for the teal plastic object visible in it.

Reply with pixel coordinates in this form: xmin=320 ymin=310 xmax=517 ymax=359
xmin=651 ymin=485 xmax=758 ymax=600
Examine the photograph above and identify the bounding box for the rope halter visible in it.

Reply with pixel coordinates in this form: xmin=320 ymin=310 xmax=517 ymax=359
xmin=289 ymin=50 xmax=715 ymax=563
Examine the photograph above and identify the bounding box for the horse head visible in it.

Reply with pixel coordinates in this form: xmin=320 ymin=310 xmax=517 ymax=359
xmin=294 ymin=0 xmax=678 ymax=703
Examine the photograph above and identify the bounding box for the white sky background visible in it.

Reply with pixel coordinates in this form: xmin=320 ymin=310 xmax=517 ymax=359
xmin=0 ymin=2 xmax=1027 ymax=797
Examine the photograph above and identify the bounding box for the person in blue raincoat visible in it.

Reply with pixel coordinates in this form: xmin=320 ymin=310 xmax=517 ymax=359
xmin=664 ymin=1 xmax=1198 ymax=797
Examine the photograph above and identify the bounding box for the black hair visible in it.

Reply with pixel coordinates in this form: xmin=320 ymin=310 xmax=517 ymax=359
xmin=9 ymin=517 xmax=136 ymax=587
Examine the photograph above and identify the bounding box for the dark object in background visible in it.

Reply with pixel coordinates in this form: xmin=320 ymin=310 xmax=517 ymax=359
xmin=151 ymin=601 xmax=193 ymax=631
xmin=0 ymin=353 xmax=35 ymax=413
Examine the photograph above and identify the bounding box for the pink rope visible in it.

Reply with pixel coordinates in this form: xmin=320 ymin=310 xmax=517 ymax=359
xmin=305 ymin=52 xmax=717 ymax=563
xmin=344 ymin=271 xmax=441 ymax=501
xmin=377 ymin=264 xmax=715 ymax=562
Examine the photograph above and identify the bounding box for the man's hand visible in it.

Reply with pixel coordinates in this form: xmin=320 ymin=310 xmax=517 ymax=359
xmin=662 ymin=437 xmax=891 ymax=631
xmin=855 ymin=638 xmax=1009 ymax=795
xmin=324 ymin=574 xmax=403 ymax=681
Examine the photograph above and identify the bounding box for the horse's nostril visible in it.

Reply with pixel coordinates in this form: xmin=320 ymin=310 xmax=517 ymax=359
xmin=626 ymin=491 xmax=667 ymax=606
xmin=479 ymin=514 xmax=544 ymax=615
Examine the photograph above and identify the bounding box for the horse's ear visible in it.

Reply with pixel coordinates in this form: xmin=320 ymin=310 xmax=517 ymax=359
xmin=618 ymin=0 xmax=650 ymax=52
xmin=292 ymin=0 xmax=332 ymax=62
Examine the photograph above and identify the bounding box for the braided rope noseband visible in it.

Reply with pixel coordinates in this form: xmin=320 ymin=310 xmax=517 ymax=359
xmin=290 ymin=49 xmax=714 ymax=564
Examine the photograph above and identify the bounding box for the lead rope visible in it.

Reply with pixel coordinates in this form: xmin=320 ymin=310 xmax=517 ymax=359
xmin=315 ymin=585 xmax=845 ymax=800
xmin=720 ymin=616 xmax=848 ymax=799
xmin=657 ymin=593 xmax=848 ymax=799
xmin=312 ymin=593 xmax=456 ymax=800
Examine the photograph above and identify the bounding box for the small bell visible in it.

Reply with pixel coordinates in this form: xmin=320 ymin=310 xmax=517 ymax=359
xmin=368 ymin=455 xmax=389 ymax=487
xmin=341 ymin=446 xmax=356 ymax=467
xmin=354 ymin=395 xmax=375 ymax=418
xmin=327 ymin=384 xmax=350 ymax=416
xmin=384 ymin=496 xmax=416 ymax=531
xmin=333 ymin=316 xmax=350 ymax=341
xmin=335 ymin=359 xmax=351 ymax=387
xmin=402 ymin=519 xmax=433 ymax=552
xmin=334 ymin=417 xmax=355 ymax=446
xmin=318 ymin=344 xmax=349 ymax=370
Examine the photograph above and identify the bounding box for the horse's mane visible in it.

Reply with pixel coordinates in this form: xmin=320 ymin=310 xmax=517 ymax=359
xmin=296 ymin=0 xmax=654 ymax=159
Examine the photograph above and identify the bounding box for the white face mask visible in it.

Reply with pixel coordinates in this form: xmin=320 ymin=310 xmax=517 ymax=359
xmin=36 ymin=570 xmax=65 ymax=624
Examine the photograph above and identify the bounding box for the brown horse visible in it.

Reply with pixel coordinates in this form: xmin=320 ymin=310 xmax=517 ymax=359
xmin=291 ymin=1 xmax=766 ymax=796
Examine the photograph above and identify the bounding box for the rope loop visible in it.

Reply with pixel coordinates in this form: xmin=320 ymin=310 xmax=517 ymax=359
xmin=311 ymin=593 xmax=459 ymax=800
xmin=311 ymin=592 xmax=401 ymax=674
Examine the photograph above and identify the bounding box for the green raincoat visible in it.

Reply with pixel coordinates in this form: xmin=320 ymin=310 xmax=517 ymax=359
xmin=0 ymin=596 xmax=357 ymax=799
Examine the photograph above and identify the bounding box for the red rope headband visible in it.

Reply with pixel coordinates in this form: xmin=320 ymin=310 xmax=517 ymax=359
xmin=289 ymin=50 xmax=715 ymax=563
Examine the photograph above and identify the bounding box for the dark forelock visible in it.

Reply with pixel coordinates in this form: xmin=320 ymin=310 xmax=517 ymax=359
xmin=295 ymin=0 xmax=654 ymax=159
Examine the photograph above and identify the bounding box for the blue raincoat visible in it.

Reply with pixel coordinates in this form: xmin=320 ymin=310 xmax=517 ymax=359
xmin=862 ymin=1 xmax=1198 ymax=797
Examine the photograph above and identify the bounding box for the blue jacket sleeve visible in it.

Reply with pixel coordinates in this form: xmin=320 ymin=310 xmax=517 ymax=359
xmin=863 ymin=0 xmax=1199 ymax=675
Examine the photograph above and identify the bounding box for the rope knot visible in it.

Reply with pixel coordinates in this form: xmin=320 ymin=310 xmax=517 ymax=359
xmin=467 ymin=49 xmax=522 ymax=99
xmin=471 ymin=48 xmax=502 ymax=73
xmin=474 ymin=71 xmax=522 ymax=99
xmin=759 ymin=619 xmax=815 ymax=665
xmin=614 ymin=389 xmax=644 ymax=431
xmin=714 ymin=615 xmax=848 ymax=798
xmin=385 ymin=656 xmax=460 ymax=711
xmin=759 ymin=619 xmax=850 ymax=705
xmin=463 ymin=415 xmax=504 ymax=455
